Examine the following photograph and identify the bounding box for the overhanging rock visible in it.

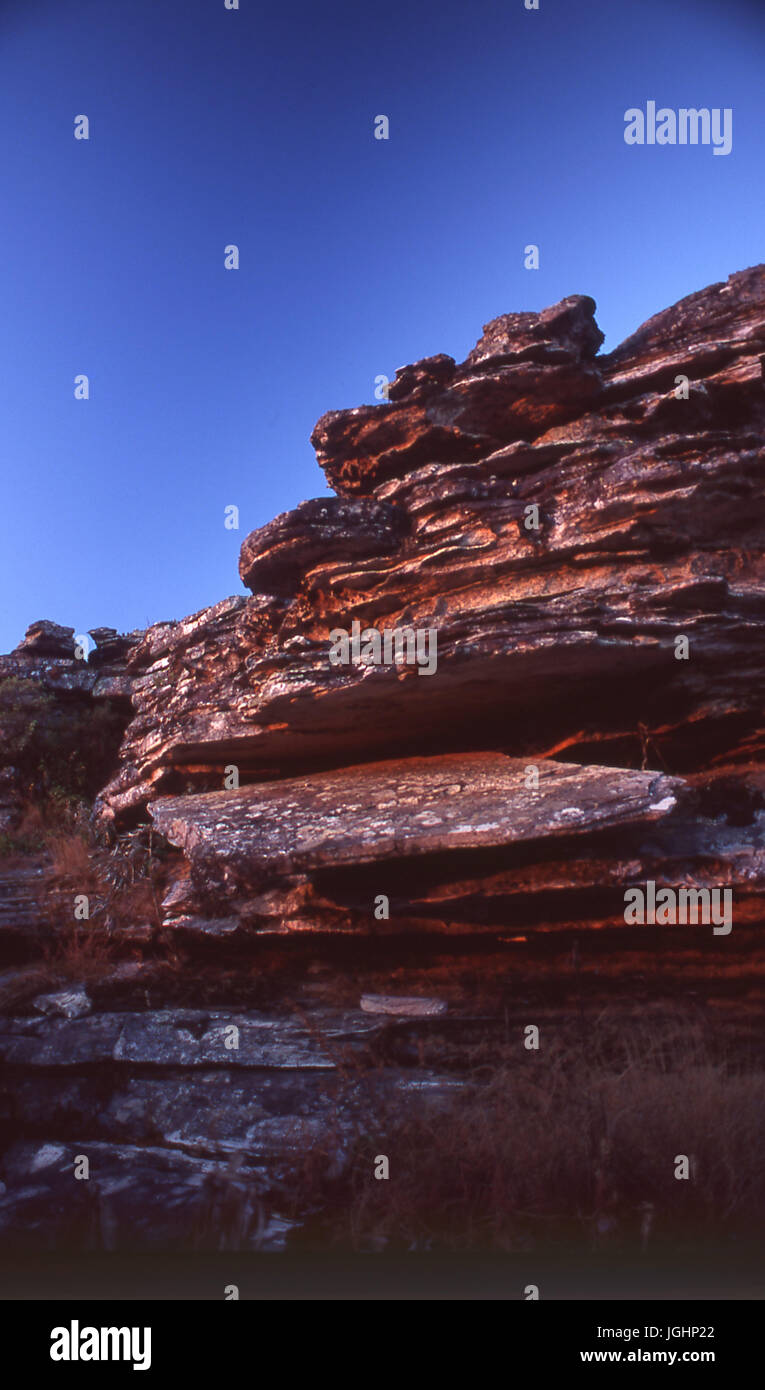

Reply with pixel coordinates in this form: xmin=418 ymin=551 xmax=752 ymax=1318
xmin=150 ymin=753 xmax=682 ymax=923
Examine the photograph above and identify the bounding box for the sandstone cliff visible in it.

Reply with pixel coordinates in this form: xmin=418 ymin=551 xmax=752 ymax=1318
xmin=2 ymin=268 xmax=765 ymax=1257
xmin=90 ymin=266 xmax=765 ymax=942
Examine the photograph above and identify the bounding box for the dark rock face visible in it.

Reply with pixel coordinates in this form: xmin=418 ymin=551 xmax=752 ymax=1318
xmin=0 ymin=998 xmax=463 ymax=1251
xmin=87 ymin=628 xmax=144 ymax=669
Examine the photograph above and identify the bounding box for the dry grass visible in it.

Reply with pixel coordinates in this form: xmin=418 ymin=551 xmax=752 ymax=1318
xmin=36 ymin=824 xmax=167 ymax=983
xmin=19 ymin=793 xmax=89 ymax=838
xmin=288 ymin=1011 xmax=765 ymax=1252
xmin=41 ymin=923 xmax=119 ymax=984
xmin=46 ymin=831 xmax=98 ymax=885
xmin=0 ymin=794 xmax=89 ymax=859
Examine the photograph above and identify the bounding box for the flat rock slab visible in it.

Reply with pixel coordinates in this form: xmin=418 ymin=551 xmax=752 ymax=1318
xmin=150 ymin=753 xmax=681 ymax=884
xmin=361 ymin=994 xmax=447 ymax=1016
xmin=0 ymin=1008 xmax=380 ymax=1070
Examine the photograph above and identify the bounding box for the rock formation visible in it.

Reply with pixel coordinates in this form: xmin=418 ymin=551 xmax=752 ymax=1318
xmin=2 ymin=267 xmax=765 ymax=1257
xmin=89 ymin=265 xmax=765 ymax=943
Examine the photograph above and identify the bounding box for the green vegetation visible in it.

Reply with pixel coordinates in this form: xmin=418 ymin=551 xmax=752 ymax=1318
xmin=0 ymin=677 xmax=127 ymax=804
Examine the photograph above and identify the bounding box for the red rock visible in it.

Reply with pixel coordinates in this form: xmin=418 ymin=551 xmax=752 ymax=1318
xmin=77 ymin=266 xmax=765 ymax=937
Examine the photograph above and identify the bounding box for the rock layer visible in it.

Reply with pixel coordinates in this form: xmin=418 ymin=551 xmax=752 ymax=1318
xmin=150 ymin=755 xmax=683 ymax=932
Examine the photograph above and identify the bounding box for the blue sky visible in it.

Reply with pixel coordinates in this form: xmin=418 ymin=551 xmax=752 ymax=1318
xmin=0 ymin=0 xmax=763 ymax=651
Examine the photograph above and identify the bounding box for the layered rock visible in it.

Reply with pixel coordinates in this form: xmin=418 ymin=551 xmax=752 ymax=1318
xmin=3 ymin=270 xmax=765 ymax=1257
xmin=151 ymin=755 xmax=685 ymax=935
xmin=0 ymin=1003 xmax=411 ymax=1251
xmin=0 ymin=620 xmax=145 ymax=695
xmin=310 ymin=293 xmax=606 ymax=495
xmin=83 ymin=266 xmax=765 ymax=944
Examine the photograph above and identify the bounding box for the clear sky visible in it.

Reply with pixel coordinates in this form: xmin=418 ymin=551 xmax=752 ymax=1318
xmin=1 ymin=0 xmax=763 ymax=652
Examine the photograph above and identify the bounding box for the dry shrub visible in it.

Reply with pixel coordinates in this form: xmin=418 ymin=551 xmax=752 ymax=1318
xmin=42 ymin=923 xmax=118 ymax=984
xmin=37 ymin=824 xmax=164 ymax=983
xmin=42 ymin=823 xmax=165 ymax=932
xmin=15 ymin=801 xmax=48 ymax=839
xmin=292 ymin=1011 xmax=765 ymax=1252
xmin=45 ymin=831 xmax=97 ymax=885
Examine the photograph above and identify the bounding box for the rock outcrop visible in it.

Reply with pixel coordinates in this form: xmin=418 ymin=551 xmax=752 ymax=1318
xmin=3 ymin=267 xmax=765 ymax=1259
xmin=87 ymin=266 xmax=765 ymax=943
